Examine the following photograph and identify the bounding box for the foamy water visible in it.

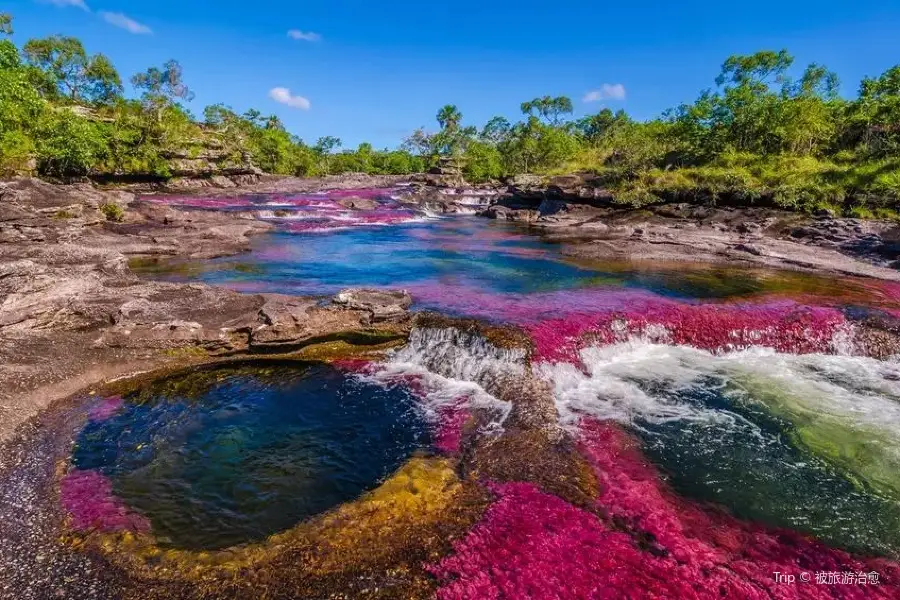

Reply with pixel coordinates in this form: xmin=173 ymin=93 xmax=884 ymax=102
xmin=358 ymin=327 xmax=521 ymax=429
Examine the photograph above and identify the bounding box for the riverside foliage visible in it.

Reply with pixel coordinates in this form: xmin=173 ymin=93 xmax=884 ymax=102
xmin=0 ymin=12 xmax=898 ymax=214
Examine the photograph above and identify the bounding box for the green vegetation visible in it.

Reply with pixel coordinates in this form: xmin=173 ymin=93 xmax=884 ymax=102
xmin=99 ymin=202 xmax=124 ymax=222
xmin=403 ymin=50 xmax=900 ymax=214
xmin=0 ymin=13 xmax=423 ymax=182
xmin=1 ymin=11 xmax=899 ymax=215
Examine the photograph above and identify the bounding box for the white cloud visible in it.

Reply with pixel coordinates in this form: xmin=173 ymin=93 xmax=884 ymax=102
xmin=583 ymin=83 xmax=626 ymax=103
xmin=100 ymin=11 xmax=152 ymax=34
xmin=287 ymin=29 xmax=321 ymax=42
xmin=44 ymin=0 xmax=89 ymax=10
xmin=269 ymin=87 xmax=311 ymax=110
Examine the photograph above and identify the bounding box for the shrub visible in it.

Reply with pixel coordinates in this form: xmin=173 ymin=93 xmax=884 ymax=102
xmin=35 ymin=110 xmax=106 ymax=177
xmin=464 ymin=141 xmax=504 ymax=182
xmin=0 ymin=130 xmax=34 ymax=176
xmin=99 ymin=202 xmax=124 ymax=222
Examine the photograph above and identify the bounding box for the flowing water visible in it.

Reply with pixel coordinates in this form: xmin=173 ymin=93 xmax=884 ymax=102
xmin=17 ymin=187 xmax=900 ymax=596
xmin=132 ymin=214 xmax=900 ymax=319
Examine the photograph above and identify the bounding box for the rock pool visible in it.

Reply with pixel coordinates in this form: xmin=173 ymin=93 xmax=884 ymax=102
xmin=67 ymin=362 xmax=430 ymax=550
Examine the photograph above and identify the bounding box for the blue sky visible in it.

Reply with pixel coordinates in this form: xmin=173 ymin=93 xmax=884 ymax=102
xmin=6 ymin=0 xmax=900 ymax=148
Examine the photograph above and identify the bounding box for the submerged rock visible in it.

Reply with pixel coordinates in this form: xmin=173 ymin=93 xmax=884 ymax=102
xmin=333 ymin=288 xmax=412 ymax=322
xmin=250 ymin=295 xmax=382 ymax=352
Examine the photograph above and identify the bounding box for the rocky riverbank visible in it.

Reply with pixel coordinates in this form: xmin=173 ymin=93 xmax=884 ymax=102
xmin=0 ymin=177 xmax=415 ymax=440
xmin=419 ymin=173 xmax=900 ymax=280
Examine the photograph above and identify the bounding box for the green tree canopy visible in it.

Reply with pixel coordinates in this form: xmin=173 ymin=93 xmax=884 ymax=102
xmin=436 ymin=105 xmax=462 ymax=131
xmin=520 ymin=96 xmax=574 ymax=126
xmin=0 ymin=13 xmax=13 ymax=37
xmin=433 ymin=104 xmax=476 ymax=158
xmin=23 ymin=36 xmax=122 ymax=104
xmin=314 ymin=136 xmax=342 ymax=154
xmin=131 ymin=59 xmax=194 ymax=103
xmin=716 ymin=49 xmax=794 ymax=89
xmin=480 ymin=116 xmax=512 ymax=145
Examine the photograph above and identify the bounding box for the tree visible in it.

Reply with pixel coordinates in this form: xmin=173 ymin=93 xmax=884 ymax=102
xmin=203 ymin=103 xmax=239 ymax=128
xmin=314 ymin=136 xmax=342 ymax=173
xmin=249 ymin=128 xmax=297 ymax=174
xmin=23 ymin=36 xmax=122 ymax=104
xmin=480 ymin=116 xmax=511 ymax=144
xmin=0 ymin=38 xmax=19 ymax=71
xmin=242 ymin=108 xmax=265 ymax=128
xmin=790 ymin=64 xmax=840 ymax=100
xmin=131 ymin=59 xmax=194 ymax=122
xmin=0 ymin=35 xmax=46 ymax=175
xmin=432 ymin=104 xmax=476 ymax=158
xmin=520 ymin=96 xmax=574 ymax=126
xmin=314 ymin=136 xmax=342 ymax=154
xmin=0 ymin=13 xmax=12 ymax=37
xmin=35 ymin=110 xmax=106 ymax=176
xmin=264 ymin=114 xmax=284 ymax=131
xmin=715 ymin=49 xmax=793 ymax=89
xmin=436 ymin=104 xmax=462 ymax=131
xmin=464 ymin=140 xmax=503 ymax=182
xmin=575 ymin=108 xmax=630 ymax=143
xmin=402 ymin=128 xmax=434 ymax=157
xmin=846 ymin=65 xmax=900 ymax=156
xmin=81 ymin=55 xmax=122 ymax=104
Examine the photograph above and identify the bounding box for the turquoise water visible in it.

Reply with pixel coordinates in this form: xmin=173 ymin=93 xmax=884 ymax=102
xmin=636 ymin=375 xmax=900 ymax=556
xmin=131 ymin=217 xmax=893 ymax=320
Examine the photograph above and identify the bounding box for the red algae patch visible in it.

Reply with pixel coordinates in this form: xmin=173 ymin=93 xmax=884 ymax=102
xmin=87 ymin=395 xmax=124 ymax=422
xmin=60 ymin=469 xmax=151 ymax=533
xmin=429 ymin=481 xmax=692 ymax=599
xmin=142 ymin=188 xmax=424 ymax=233
xmin=433 ymin=401 xmax=471 ymax=454
xmin=578 ymin=419 xmax=899 ymax=598
xmin=429 ymin=422 xmax=900 ymax=599
xmin=527 ymin=300 xmax=850 ymax=363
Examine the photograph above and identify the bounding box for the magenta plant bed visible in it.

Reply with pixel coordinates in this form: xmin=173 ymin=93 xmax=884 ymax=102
xmin=60 ymin=469 xmax=151 ymax=533
xmin=433 ymin=402 xmax=471 ymax=454
xmin=578 ymin=419 xmax=898 ymax=598
xmin=87 ymin=395 xmax=124 ymax=422
xmin=429 ymin=421 xmax=899 ymax=599
xmin=526 ymin=299 xmax=849 ymax=363
xmin=142 ymin=189 xmax=423 ymax=232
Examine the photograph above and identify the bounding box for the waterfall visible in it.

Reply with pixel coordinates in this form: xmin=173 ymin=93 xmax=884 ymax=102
xmin=360 ymin=327 xmax=525 ymax=428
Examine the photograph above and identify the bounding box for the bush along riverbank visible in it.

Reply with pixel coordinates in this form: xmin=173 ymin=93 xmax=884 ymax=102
xmin=2 ymin=11 xmax=899 ymax=214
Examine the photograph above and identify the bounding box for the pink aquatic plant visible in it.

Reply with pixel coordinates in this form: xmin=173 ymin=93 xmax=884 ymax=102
xmin=59 ymin=470 xmax=150 ymax=533
xmin=331 ymin=358 xmax=376 ymax=373
xmin=526 ymin=299 xmax=849 ymax=363
xmin=141 ymin=188 xmax=423 ymax=233
xmin=87 ymin=395 xmax=124 ymax=422
xmin=428 ymin=421 xmax=898 ymax=598
xmin=433 ymin=401 xmax=471 ymax=454
xmin=579 ymin=419 xmax=898 ymax=598
xmin=403 ymin=285 xmax=667 ymax=323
